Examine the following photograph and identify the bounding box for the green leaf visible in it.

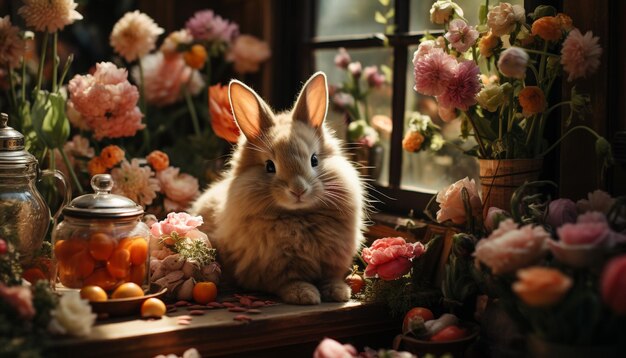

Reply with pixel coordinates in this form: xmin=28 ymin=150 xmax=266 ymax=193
xmin=478 ymin=4 xmax=487 ymax=25
xmin=385 ymin=8 xmax=395 ymax=19
xmin=30 ymin=90 xmax=70 ymax=149
xmin=374 ymin=11 xmax=387 ymax=24
xmin=379 ymin=0 xmax=390 ymax=6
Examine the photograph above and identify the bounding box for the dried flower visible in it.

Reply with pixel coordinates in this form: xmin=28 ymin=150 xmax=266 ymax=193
xmin=430 ymin=0 xmax=463 ymax=25
xmin=48 ymin=292 xmax=96 ymax=336
xmin=497 ymin=47 xmax=529 ymax=79
xmin=402 ymin=131 xmax=425 ymax=153
xmin=487 ymin=3 xmax=525 ymax=37
xmin=0 ymin=16 xmax=25 ymax=69
xmin=362 ymin=237 xmax=425 ymax=280
xmin=160 ymin=29 xmax=193 ymax=57
xmin=0 ymin=283 xmax=35 ymax=320
xmin=561 ymin=29 xmax=602 ymax=82
xmin=99 ymin=145 xmax=125 ymax=168
xmin=225 ymin=35 xmax=271 ymax=74
xmin=157 ymin=167 xmax=200 ymax=212
xmin=531 ymin=16 xmax=562 ymax=42
xmin=110 ymin=159 xmax=160 ymax=207
xmin=147 ymin=150 xmax=170 ymax=172
xmin=437 ymin=60 xmax=480 ymax=111
xmin=185 ymin=9 xmax=239 ymax=44
xmin=110 ymin=11 xmax=164 ymax=62
xmin=183 ymin=44 xmax=208 ymax=70
xmin=512 ymin=267 xmax=572 ymax=307
xmin=601 ymin=255 xmax=626 ymax=316
xmin=478 ymin=31 xmax=500 ymax=58
xmin=445 ymin=19 xmax=479 ymax=53
xmin=518 ymin=86 xmax=546 ymax=117
xmin=436 ymin=176 xmax=482 ymax=225
xmin=413 ymin=49 xmax=457 ymax=97
xmin=209 ymin=84 xmax=240 ymax=143
xmin=18 ymin=0 xmax=82 ymax=33
xmin=334 ymin=47 xmax=351 ymax=69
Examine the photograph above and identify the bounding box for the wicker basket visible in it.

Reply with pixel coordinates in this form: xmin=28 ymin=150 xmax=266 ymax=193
xmin=478 ymin=158 xmax=543 ymax=217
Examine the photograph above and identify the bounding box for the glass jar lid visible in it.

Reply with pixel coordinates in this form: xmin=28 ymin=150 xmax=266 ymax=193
xmin=63 ymin=174 xmax=144 ymax=219
xmin=0 ymin=112 xmax=37 ymax=167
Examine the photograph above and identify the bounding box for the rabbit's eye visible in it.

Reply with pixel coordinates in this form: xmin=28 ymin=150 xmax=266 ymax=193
xmin=266 ymin=160 xmax=276 ymax=173
xmin=311 ymin=154 xmax=318 ymax=167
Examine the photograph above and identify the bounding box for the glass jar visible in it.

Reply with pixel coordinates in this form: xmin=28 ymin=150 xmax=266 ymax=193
xmin=52 ymin=174 xmax=149 ymax=292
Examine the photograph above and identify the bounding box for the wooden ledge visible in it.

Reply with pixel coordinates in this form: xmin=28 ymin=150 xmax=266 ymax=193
xmin=49 ymin=300 xmax=401 ymax=357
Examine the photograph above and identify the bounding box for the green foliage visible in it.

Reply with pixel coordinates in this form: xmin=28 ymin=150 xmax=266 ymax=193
xmin=30 ymin=91 xmax=70 ymax=149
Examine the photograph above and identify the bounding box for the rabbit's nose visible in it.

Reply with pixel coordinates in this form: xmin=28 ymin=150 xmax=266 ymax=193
xmin=290 ymin=187 xmax=308 ymax=199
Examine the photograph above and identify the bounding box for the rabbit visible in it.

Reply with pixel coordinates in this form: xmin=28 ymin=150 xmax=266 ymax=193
xmin=190 ymin=72 xmax=366 ymax=305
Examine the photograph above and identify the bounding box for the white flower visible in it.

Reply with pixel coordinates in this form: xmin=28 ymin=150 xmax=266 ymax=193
xmin=408 ymin=112 xmax=432 ymax=132
xmin=430 ymin=134 xmax=444 ymax=151
xmin=48 ymin=292 xmax=96 ymax=337
xmin=497 ymin=47 xmax=529 ymax=79
xmin=430 ymin=0 xmax=464 ymax=25
xmin=476 ymin=82 xmax=512 ymax=112
xmin=487 ymin=3 xmax=526 ymax=36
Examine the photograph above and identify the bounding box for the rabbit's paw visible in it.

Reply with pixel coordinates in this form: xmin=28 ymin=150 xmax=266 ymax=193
xmin=278 ymin=281 xmax=321 ymax=305
xmin=320 ymin=280 xmax=351 ymax=302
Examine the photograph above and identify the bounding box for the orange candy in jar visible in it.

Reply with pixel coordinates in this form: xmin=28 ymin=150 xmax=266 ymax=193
xmin=52 ymin=174 xmax=150 ymax=292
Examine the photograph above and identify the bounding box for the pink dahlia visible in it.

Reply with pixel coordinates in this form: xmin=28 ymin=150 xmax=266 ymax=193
xmin=444 ymin=19 xmax=479 ymax=53
xmin=110 ymin=11 xmax=164 ymax=62
xmin=157 ymin=167 xmax=200 ymax=212
xmin=185 ymin=9 xmax=239 ymax=44
xmin=67 ymin=62 xmax=144 ymax=140
xmin=110 ymin=159 xmax=160 ymax=207
xmin=0 ymin=16 xmax=25 ymax=69
xmin=134 ymin=52 xmax=204 ymax=107
xmin=561 ymin=29 xmax=602 ymax=82
xmin=18 ymin=0 xmax=82 ymax=33
xmin=437 ymin=60 xmax=480 ymax=111
xmin=413 ymin=49 xmax=457 ymax=97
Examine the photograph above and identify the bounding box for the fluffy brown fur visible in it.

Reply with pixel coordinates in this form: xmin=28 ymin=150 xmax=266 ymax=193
xmin=190 ymin=72 xmax=365 ymax=305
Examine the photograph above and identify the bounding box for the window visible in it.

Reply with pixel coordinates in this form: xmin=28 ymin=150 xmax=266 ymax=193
xmin=305 ymin=0 xmax=522 ymax=214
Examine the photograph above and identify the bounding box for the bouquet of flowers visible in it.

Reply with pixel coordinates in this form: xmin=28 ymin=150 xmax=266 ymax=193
xmin=410 ymin=1 xmax=611 ymax=166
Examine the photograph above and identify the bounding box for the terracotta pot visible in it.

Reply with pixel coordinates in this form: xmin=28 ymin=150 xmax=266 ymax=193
xmin=478 ymin=158 xmax=543 ymax=218
xmin=527 ymin=335 xmax=622 ymax=358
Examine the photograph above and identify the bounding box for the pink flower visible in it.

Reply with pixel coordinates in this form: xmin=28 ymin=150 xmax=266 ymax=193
xmin=110 ymin=159 xmax=160 ymax=207
xmin=437 ymin=60 xmax=480 ymax=111
xmin=413 ymin=40 xmax=437 ymax=61
xmin=444 ymin=19 xmax=479 ymax=53
xmin=0 ymin=284 xmax=35 ymax=320
xmin=0 ymin=16 xmax=25 ymax=69
xmin=334 ymin=47 xmax=351 ymax=69
xmin=497 ymin=47 xmax=529 ymax=79
xmin=313 ymin=338 xmax=358 ymax=358
xmin=134 ymin=52 xmax=204 ymax=107
xmin=576 ymin=189 xmax=614 ymax=215
xmin=474 ymin=219 xmax=550 ymax=275
xmin=150 ymin=212 xmax=204 ymax=237
xmin=549 ymin=218 xmax=611 ymax=268
xmin=413 ymin=49 xmax=457 ymax=96
xmin=110 ymin=11 xmax=163 ymax=62
xmin=67 ymin=62 xmax=144 ymax=140
xmin=486 ymin=3 xmax=525 ymax=36
xmin=437 ymin=105 xmax=458 ymax=122
xmin=561 ymin=29 xmax=602 ymax=82
xmin=185 ymin=9 xmax=239 ymax=44
xmin=485 ymin=207 xmax=509 ymax=233
xmin=18 ymin=0 xmax=82 ymax=33
xmin=160 ymin=29 xmax=193 ymax=57
xmin=546 ymin=198 xmax=577 ymax=228
xmin=55 ymin=134 xmax=94 ymax=181
xmin=332 ymin=93 xmax=354 ymax=109
xmin=225 ymin=35 xmax=271 ymax=74
xmin=157 ymin=167 xmax=200 ymax=212
xmin=436 ymin=176 xmax=482 ymax=224
xmin=601 ymin=255 xmax=626 ymax=315
xmin=362 ymin=237 xmax=425 ymax=280
xmin=363 ymin=66 xmax=385 ymax=88
xmin=348 ymin=62 xmax=362 ymax=78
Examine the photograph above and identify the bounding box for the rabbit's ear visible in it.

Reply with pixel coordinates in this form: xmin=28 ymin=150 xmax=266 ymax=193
xmin=292 ymin=72 xmax=328 ymax=129
xmin=229 ymin=80 xmax=273 ymax=140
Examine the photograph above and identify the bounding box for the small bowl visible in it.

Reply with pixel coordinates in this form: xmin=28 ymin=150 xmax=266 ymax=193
xmin=393 ymin=322 xmax=480 ymax=358
xmin=90 ymin=288 xmax=167 ymax=317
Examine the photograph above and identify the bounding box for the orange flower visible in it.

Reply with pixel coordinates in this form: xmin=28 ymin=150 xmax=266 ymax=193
xmin=531 ymin=16 xmax=562 ymax=42
xmin=518 ymin=86 xmax=546 ymax=117
xmin=208 ymin=84 xmax=240 ymax=143
xmin=88 ymin=157 xmax=107 ymax=176
xmin=556 ymin=13 xmax=573 ymax=31
xmin=99 ymin=145 xmax=125 ymax=168
xmin=146 ymin=150 xmax=169 ymax=171
xmin=512 ymin=267 xmax=572 ymax=307
xmin=402 ymin=131 xmax=425 ymax=152
xmin=183 ymin=44 xmax=207 ymax=70
xmin=478 ymin=31 xmax=499 ymax=58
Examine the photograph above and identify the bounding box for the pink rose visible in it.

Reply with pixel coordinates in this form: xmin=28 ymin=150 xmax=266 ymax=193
xmin=0 ymin=284 xmax=35 ymax=320
xmin=362 ymin=237 xmax=425 ymax=280
xmin=313 ymin=338 xmax=358 ymax=358
xmin=150 ymin=212 xmax=204 ymax=237
xmin=601 ymin=255 xmax=626 ymax=315
xmin=546 ymin=198 xmax=577 ymax=228
xmin=157 ymin=167 xmax=200 ymax=212
xmin=436 ymin=177 xmax=482 ymax=225
xmin=474 ymin=219 xmax=549 ymax=275
xmin=484 ymin=207 xmax=509 ymax=233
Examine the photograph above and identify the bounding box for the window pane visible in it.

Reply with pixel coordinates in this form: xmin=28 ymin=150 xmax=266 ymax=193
xmin=313 ymin=48 xmax=393 ymax=186
xmin=316 ymin=0 xmax=395 ymax=37
xmin=410 ymin=0 xmax=524 ymax=31
xmin=401 ymin=46 xmax=479 ymax=192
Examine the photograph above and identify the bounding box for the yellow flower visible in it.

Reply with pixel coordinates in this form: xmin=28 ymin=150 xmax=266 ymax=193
xmin=18 ymin=0 xmax=82 ymax=33
xmin=512 ymin=267 xmax=572 ymax=307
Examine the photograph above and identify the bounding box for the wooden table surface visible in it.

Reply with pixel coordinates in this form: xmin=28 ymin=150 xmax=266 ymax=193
xmin=49 ymin=300 xmax=401 ymax=357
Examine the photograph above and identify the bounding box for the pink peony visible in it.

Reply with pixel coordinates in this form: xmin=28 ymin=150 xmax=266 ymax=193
xmin=0 ymin=284 xmax=35 ymax=320
xmin=474 ymin=219 xmax=550 ymax=275
xmin=486 ymin=3 xmax=525 ymax=37
xmin=0 ymin=16 xmax=25 ymax=69
xmin=576 ymin=189 xmax=615 ymax=215
xmin=413 ymin=40 xmax=437 ymax=61
xmin=348 ymin=61 xmax=362 ymax=78
xmin=334 ymin=47 xmax=351 ymax=69
xmin=134 ymin=52 xmax=204 ymax=107
xmin=444 ymin=19 xmax=479 ymax=53
xmin=185 ymin=9 xmax=239 ymax=44
xmin=157 ymin=167 xmax=200 ymax=212
xmin=363 ymin=66 xmax=386 ymax=88
xmin=413 ymin=49 xmax=457 ymax=96
xmin=18 ymin=0 xmax=82 ymax=33
xmin=436 ymin=177 xmax=482 ymax=225
xmin=225 ymin=35 xmax=271 ymax=74
xmin=437 ymin=60 xmax=481 ymax=111
xmin=110 ymin=11 xmax=163 ymax=62
xmin=601 ymin=255 xmax=626 ymax=315
xmin=497 ymin=47 xmax=528 ymax=79
xmin=546 ymin=198 xmax=577 ymax=228
xmin=67 ymin=62 xmax=144 ymax=140
xmin=362 ymin=237 xmax=425 ymax=280
xmin=150 ymin=212 xmax=204 ymax=237
xmin=110 ymin=159 xmax=160 ymax=207
xmin=313 ymin=338 xmax=358 ymax=358
xmin=561 ymin=29 xmax=602 ymax=82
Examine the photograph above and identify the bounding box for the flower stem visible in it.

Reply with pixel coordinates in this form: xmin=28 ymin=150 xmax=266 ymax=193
xmin=537 ymin=125 xmax=602 ymax=158
xmin=523 ymin=48 xmax=559 ymax=57
xmin=526 ymin=115 xmax=537 ymax=145
xmin=52 ymin=32 xmax=58 ymax=93
xmin=537 ymin=41 xmax=549 ymax=85
xmin=6 ymin=66 xmax=17 ymax=111
xmin=58 ymin=54 xmax=73 ymax=90
xmin=466 ymin=112 xmax=488 ymax=158
xmin=60 ymin=148 xmax=84 ymax=194
xmin=472 ymin=45 xmax=479 ymax=65
xmin=21 ymin=59 xmax=26 ymax=102
xmin=205 ymin=56 xmax=212 ymax=123
xmin=138 ymin=60 xmax=147 ymax=115
xmin=35 ymin=32 xmax=49 ymax=94
xmin=184 ymin=86 xmax=201 ymax=136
